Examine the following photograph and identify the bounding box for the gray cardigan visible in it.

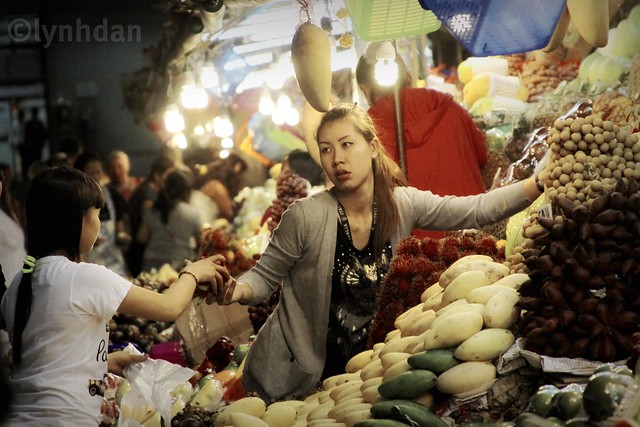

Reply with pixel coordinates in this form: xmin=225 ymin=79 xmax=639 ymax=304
xmin=239 ymin=182 xmax=531 ymax=401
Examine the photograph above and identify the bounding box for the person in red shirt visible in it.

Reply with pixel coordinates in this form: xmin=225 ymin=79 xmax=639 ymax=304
xmin=356 ymin=50 xmax=488 ymax=239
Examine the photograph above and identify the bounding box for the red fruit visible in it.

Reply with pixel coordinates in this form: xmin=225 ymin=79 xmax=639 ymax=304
xmin=223 ymin=377 xmax=246 ymax=402
xmin=196 ymin=358 xmax=215 ymax=376
xmin=206 ymin=336 xmax=235 ymax=371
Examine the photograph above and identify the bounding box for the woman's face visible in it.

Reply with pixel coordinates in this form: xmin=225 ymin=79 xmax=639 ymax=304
xmin=317 ymin=117 xmax=377 ymax=194
xmin=80 ymin=207 xmax=101 ymax=255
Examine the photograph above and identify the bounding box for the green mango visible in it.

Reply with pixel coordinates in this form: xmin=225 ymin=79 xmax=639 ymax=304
xmin=552 ymin=389 xmax=583 ymax=420
xmin=515 ymin=412 xmax=565 ymax=427
xmin=582 ymin=371 xmax=638 ymax=421
xmin=564 ymin=418 xmax=595 ymax=427
xmin=593 ymin=362 xmax=633 ymax=377
xmin=530 ymin=385 xmax=560 ymax=417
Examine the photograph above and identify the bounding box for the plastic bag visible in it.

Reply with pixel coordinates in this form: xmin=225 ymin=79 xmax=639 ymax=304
xmin=121 ymin=343 xmax=196 ymax=423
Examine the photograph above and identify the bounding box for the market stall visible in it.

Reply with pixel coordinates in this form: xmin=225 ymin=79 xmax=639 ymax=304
xmin=100 ymin=0 xmax=640 ymax=426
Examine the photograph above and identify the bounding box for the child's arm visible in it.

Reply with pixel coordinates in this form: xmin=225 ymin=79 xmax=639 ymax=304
xmin=117 ymin=254 xmax=231 ymax=321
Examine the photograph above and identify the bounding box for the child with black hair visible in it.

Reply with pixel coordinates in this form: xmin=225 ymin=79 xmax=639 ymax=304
xmin=0 ymin=166 xmax=231 ymax=426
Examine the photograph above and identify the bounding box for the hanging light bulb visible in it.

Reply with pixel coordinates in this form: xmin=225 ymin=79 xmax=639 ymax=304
xmin=219 ymin=149 xmax=230 ymax=159
xmin=194 ymin=125 xmax=205 ymax=136
xmin=213 ymin=114 xmax=233 ymax=138
xmin=163 ymin=103 xmax=185 ymax=133
xmin=285 ymin=108 xmax=300 ymax=126
xmin=172 ymin=133 xmax=188 ymax=149
xmin=221 ymin=137 xmax=234 ymax=149
xmin=276 ymin=94 xmax=292 ymax=111
xmin=200 ymin=64 xmax=219 ymax=89
xmin=180 ymin=70 xmax=209 ymax=109
xmin=272 ymin=109 xmax=286 ymax=126
xmin=375 ymin=41 xmax=398 ymax=86
xmin=258 ymin=89 xmax=275 ymax=116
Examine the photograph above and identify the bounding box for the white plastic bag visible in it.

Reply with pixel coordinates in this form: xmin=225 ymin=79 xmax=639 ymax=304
xmin=122 ymin=343 xmax=196 ymax=423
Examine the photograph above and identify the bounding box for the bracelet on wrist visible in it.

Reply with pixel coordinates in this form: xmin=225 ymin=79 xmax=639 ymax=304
xmin=535 ymin=175 xmax=545 ymax=193
xmin=178 ymin=270 xmax=199 ymax=286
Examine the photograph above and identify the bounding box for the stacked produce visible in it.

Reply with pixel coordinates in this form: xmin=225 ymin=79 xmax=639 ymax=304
xmin=280 ymin=256 xmax=532 ymax=426
xmin=517 ymin=363 xmax=640 ymax=426
xmin=109 ymin=269 xmax=176 ymax=352
xmin=198 ymin=227 xmax=258 ymax=277
xmin=593 ymin=88 xmax=640 ymax=133
xmin=369 ymin=232 xmax=503 ymax=346
xmin=518 ymin=51 xmax=565 ymax=102
xmin=514 ymin=108 xmax=640 ymax=362
xmin=232 ymin=181 xmax=276 ymax=239
xmin=264 ymin=168 xmax=309 ymax=233
xmin=109 ymin=314 xmax=173 ymax=353
xmin=577 ymin=3 xmax=640 ymax=91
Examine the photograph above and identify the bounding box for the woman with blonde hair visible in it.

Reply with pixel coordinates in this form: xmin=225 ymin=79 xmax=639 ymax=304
xmin=217 ymin=102 xmax=550 ymax=402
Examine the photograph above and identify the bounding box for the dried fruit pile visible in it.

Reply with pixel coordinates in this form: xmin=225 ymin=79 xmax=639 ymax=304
xmin=518 ymin=180 xmax=640 ymax=361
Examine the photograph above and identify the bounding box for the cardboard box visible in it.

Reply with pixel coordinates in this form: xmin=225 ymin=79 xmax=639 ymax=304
xmin=175 ymin=300 xmax=253 ymax=365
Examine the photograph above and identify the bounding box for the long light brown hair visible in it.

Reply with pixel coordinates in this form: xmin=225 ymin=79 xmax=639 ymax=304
xmin=316 ymin=102 xmax=407 ymax=260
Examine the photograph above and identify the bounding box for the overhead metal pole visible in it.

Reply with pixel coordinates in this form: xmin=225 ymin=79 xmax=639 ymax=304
xmin=393 ymin=81 xmax=407 ymax=176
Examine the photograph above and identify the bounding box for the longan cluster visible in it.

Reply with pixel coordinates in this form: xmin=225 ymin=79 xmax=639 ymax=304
xmin=546 ymin=114 xmax=640 ymax=205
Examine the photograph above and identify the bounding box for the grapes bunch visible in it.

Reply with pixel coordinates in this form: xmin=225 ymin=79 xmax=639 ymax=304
xmin=267 ymin=169 xmax=309 ymax=232
xmin=247 ymin=284 xmax=282 ymax=333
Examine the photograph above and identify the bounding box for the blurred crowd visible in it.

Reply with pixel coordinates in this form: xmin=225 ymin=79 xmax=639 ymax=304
xmin=0 ymin=138 xmax=289 ymax=286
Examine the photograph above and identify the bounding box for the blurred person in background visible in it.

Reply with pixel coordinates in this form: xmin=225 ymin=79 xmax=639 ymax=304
xmin=285 ymin=149 xmax=326 ymax=187
xmin=18 ymin=107 xmax=47 ymax=182
xmin=126 ymin=155 xmax=176 ymax=276
xmin=137 ymin=169 xmax=204 ymax=272
xmin=0 ymin=166 xmax=26 ymax=287
xmin=356 ymin=45 xmax=488 ymax=239
xmin=191 ymin=161 xmax=236 ymax=223
xmin=0 ymin=167 xmax=13 ymax=424
xmin=106 ymin=150 xmax=143 ymax=203
xmin=54 ymin=136 xmax=84 ymax=168
xmin=75 ymin=152 xmax=129 ymax=277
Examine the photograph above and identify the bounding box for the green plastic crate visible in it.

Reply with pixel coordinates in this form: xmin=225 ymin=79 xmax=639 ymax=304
xmin=344 ymin=0 xmax=442 ymax=42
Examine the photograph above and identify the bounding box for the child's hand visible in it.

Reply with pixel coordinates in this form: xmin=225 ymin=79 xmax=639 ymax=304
xmin=108 ymin=351 xmax=148 ymax=376
xmin=184 ymin=255 xmax=232 ymax=300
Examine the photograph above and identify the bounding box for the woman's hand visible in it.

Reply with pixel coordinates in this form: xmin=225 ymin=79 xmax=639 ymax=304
xmin=216 ymin=279 xmax=254 ymax=306
xmin=108 ymin=351 xmax=148 ymax=376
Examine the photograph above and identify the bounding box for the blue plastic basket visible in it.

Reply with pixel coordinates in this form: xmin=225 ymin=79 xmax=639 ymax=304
xmin=419 ymin=0 xmax=567 ymax=56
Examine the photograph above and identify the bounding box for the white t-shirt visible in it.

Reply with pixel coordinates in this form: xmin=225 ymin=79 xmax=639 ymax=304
xmin=0 ymin=256 xmax=132 ymax=426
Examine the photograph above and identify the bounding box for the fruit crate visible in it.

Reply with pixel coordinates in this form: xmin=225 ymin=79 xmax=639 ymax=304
xmin=344 ymin=0 xmax=441 ymax=42
xmin=419 ymin=0 xmax=567 ymax=56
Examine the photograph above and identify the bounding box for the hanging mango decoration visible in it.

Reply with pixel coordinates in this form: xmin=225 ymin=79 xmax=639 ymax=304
xmin=291 ymin=22 xmax=332 ymax=112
